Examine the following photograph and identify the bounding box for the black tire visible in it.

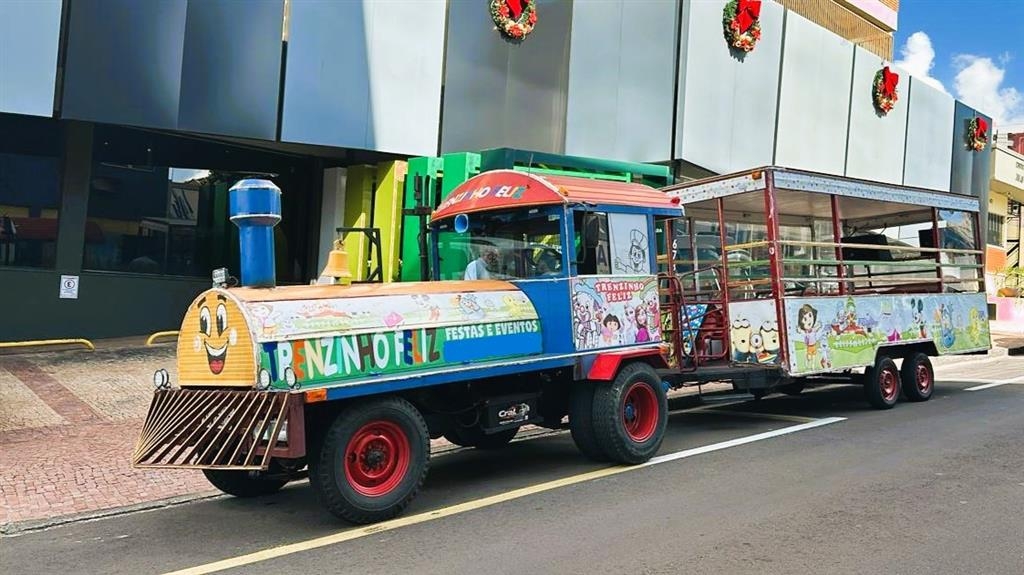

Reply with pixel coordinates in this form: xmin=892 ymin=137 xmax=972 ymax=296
xmin=592 ymin=362 xmax=668 ymax=464
xmin=202 ymin=469 xmax=288 ymax=498
xmin=444 ymin=425 xmax=518 ymax=449
xmin=864 ymin=356 xmax=900 ymax=409
xmin=778 ymin=380 xmax=806 ymax=396
xmin=900 ymin=353 xmax=934 ymax=402
xmin=312 ymin=397 xmax=430 ymax=524
xmin=569 ymin=382 xmax=609 ymax=462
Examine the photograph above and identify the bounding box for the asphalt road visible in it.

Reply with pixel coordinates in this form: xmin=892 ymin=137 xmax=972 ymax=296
xmin=4 ymin=356 xmax=1023 ymax=575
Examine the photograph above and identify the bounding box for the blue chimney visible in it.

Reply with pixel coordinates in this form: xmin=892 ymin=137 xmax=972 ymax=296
xmin=229 ymin=179 xmax=282 ymax=288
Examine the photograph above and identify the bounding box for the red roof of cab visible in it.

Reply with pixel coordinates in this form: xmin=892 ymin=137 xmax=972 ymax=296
xmin=429 ymin=170 xmax=680 ymax=222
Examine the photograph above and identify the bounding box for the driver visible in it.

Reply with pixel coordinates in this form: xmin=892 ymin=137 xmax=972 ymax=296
xmin=465 ymin=244 xmax=503 ymax=280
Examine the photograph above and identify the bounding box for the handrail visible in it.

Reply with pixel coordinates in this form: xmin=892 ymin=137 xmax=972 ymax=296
xmin=723 ymin=239 xmax=982 ymax=256
xmin=146 ymin=331 xmax=180 ymax=346
xmin=0 ymin=338 xmax=95 ymax=351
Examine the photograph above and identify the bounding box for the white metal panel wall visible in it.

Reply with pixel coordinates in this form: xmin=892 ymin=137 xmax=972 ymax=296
xmin=903 ymin=77 xmax=954 ymax=191
xmin=441 ymin=0 xmax=573 ymax=154
xmin=281 ymin=0 xmax=445 ymax=156
xmin=0 ymin=0 xmax=61 ymax=117
xmin=773 ymin=11 xmax=853 ymax=175
xmin=845 ymin=47 xmax=907 ymax=184
xmin=676 ymin=0 xmax=784 ymax=173
xmin=565 ymin=0 xmax=677 ymax=163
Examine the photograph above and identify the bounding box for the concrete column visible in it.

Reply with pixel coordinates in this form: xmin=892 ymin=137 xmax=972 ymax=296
xmin=54 ymin=121 xmax=93 ymax=273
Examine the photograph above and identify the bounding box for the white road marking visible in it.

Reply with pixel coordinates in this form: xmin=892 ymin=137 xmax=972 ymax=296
xmin=961 ymin=374 xmax=1024 ymax=391
xmin=163 ymin=417 xmax=846 ymax=575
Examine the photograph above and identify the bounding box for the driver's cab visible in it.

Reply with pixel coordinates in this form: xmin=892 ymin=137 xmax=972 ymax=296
xmin=429 ymin=170 xmax=682 ymax=356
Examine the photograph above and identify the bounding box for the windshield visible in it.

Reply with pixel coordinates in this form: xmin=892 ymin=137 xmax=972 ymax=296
xmin=434 ymin=207 xmax=564 ymax=281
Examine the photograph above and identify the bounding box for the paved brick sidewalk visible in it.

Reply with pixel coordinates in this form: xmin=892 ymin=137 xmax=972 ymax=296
xmin=1 ymin=332 xmax=1016 ymax=533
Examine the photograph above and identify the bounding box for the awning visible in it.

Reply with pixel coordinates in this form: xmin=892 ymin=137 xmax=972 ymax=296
xmin=430 ymin=170 xmax=681 ymax=222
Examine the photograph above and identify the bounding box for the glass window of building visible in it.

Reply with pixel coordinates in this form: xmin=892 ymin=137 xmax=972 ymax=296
xmin=84 ymin=125 xmax=314 ymax=282
xmin=0 ymin=115 xmax=63 ymax=269
xmin=988 ymin=213 xmax=1005 ymax=247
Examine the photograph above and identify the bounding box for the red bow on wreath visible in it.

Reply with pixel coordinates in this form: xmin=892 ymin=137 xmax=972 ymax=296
xmin=505 ymin=0 xmax=523 ymax=19
xmin=735 ymin=0 xmax=762 ymax=33
xmin=881 ymin=66 xmax=899 ymax=97
xmin=974 ymin=117 xmax=988 ymax=139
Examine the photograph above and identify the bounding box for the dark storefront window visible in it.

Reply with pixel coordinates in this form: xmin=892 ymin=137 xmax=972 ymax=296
xmin=85 ymin=125 xmax=313 ymax=282
xmin=988 ymin=212 xmax=1005 ymax=247
xmin=0 ymin=115 xmax=63 ymax=269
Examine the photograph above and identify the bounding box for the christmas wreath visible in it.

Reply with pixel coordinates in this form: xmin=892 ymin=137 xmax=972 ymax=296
xmin=872 ymin=66 xmax=899 ymax=115
xmin=967 ymin=117 xmax=988 ymax=151
xmin=490 ymin=0 xmax=537 ymax=41
xmin=723 ymin=0 xmax=762 ymax=53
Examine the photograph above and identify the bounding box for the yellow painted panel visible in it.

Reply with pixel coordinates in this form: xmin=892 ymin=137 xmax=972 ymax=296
xmin=344 ymin=165 xmax=375 ymax=281
xmin=373 ymin=161 xmax=408 ymax=282
xmin=176 ymin=289 xmax=257 ymax=387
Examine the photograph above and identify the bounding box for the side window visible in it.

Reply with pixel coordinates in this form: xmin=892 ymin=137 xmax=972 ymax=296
xmin=608 ymin=213 xmax=651 ymax=275
xmin=574 ymin=212 xmax=609 ymax=275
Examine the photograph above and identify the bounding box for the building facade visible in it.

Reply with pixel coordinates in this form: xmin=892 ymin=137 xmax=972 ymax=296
xmin=0 ymin=0 xmax=993 ymax=341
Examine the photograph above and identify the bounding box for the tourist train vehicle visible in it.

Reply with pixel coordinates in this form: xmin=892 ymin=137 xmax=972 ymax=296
xmin=133 ymin=167 xmax=990 ymax=524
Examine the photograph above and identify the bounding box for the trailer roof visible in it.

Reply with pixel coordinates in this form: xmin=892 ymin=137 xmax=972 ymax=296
xmin=662 ymin=166 xmax=982 ymax=213
xmin=430 ymin=170 xmax=682 ymax=222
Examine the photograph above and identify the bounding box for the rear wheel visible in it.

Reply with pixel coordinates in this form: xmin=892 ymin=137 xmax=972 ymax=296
xmin=864 ymin=356 xmax=900 ymax=409
xmin=569 ymin=383 xmax=609 ymax=462
xmin=444 ymin=425 xmax=518 ymax=449
xmin=900 ymin=353 xmax=934 ymax=402
xmin=312 ymin=397 xmax=429 ymax=524
xmin=202 ymin=469 xmax=288 ymax=498
xmin=592 ymin=362 xmax=668 ymax=464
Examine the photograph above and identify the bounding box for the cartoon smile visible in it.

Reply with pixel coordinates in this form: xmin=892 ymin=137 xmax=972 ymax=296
xmin=205 ymin=341 xmax=228 ymax=374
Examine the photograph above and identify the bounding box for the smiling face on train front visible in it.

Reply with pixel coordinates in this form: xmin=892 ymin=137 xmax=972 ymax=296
xmin=176 ymin=290 xmax=256 ymax=386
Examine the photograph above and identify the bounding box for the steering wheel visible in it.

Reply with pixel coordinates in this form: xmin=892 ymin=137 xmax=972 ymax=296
xmin=528 ymin=246 xmax=563 ymax=276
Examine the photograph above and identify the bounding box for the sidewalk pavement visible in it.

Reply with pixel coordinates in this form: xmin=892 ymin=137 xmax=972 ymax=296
xmin=2 ymin=332 xmax=1020 ymax=534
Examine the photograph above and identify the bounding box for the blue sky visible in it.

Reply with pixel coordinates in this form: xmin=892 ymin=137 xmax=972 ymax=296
xmin=893 ymin=0 xmax=1023 ymax=129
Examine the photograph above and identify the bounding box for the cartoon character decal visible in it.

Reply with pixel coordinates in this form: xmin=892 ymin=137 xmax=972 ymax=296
xmin=614 ymin=229 xmax=649 ymax=274
xmin=730 ymin=318 xmax=753 ymax=362
xmin=758 ymin=320 xmax=781 ymax=364
xmin=601 ymin=314 xmax=622 ymax=346
xmin=572 ymin=276 xmax=660 ymax=350
xmin=177 ymin=290 xmax=256 ymax=386
xmin=786 ymin=294 xmax=989 ymax=375
xmin=572 ymin=288 xmax=601 ymax=349
xmin=797 ymin=304 xmax=830 ymax=369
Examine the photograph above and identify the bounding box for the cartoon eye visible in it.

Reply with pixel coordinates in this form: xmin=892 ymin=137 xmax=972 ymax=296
xmin=199 ymin=306 xmax=212 ymax=336
xmin=216 ymin=303 xmax=228 ymax=335
xmin=740 ymin=319 xmax=751 ymax=328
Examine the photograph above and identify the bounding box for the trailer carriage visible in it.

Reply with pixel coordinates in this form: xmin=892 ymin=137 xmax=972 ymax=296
xmin=657 ymin=167 xmax=991 ymax=406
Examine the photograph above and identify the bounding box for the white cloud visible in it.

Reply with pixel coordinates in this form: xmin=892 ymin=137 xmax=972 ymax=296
xmin=895 ymin=31 xmax=947 ymax=93
xmin=952 ymin=54 xmax=1024 ymax=129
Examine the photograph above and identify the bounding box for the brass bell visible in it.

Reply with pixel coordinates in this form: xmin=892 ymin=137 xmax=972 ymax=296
xmin=320 ymin=239 xmax=353 ymax=284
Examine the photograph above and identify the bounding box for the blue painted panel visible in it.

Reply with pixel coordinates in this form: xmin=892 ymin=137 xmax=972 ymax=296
xmin=514 ymin=279 xmax=575 ymax=355
xmin=323 ymin=355 xmax=578 ymax=400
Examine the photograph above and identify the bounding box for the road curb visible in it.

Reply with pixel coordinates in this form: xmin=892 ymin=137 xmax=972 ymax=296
xmin=1 ymin=491 xmax=224 ymax=537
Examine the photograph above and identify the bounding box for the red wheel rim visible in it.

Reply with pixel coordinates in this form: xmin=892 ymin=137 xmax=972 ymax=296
xmin=915 ymin=363 xmax=933 ymax=394
xmin=622 ymin=382 xmax=659 ymax=442
xmin=343 ymin=420 xmax=410 ymax=497
xmin=879 ymin=367 xmax=899 ymax=402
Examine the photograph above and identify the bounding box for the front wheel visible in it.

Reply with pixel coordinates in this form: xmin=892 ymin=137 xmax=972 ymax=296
xmin=312 ymin=397 xmax=430 ymax=524
xmin=900 ymin=353 xmax=934 ymax=402
xmin=592 ymin=362 xmax=668 ymax=464
xmin=864 ymin=356 xmax=900 ymax=409
xmin=202 ymin=469 xmax=288 ymax=498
